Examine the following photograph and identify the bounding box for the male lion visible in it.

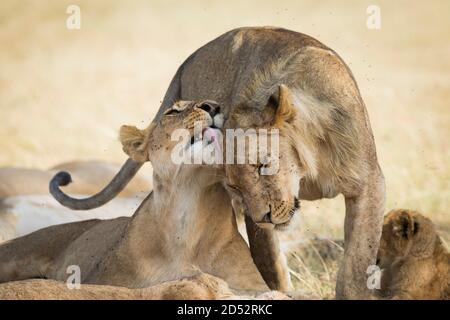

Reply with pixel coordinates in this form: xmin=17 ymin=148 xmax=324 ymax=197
xmin=0 ymin=100 xmax=268 ymax=294
xmin=49 ymin=27 xmax=384 ymax=299
xmin=377 ymin=209 xmax=450 ymax=300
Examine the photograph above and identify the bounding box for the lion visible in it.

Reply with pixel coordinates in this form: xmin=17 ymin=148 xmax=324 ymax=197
xmin=0 ymin=161 xmax=150 ymax=242
xmin=0 ymin=160 xmax=152 ymax=199
xmin=0 ymin=100 xmax=268 ymax=294
xmin=377 ymin=209 xmax=450 ymax=300
xmin=0 ymin=274 xmax=292 ymax=300
xmin=48 ymin=27 xmax=385 ymax=299
xmin=0 ymin=274 xmax=234 ymax=300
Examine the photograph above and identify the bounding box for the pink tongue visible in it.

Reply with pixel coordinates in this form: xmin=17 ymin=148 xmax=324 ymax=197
xmin=203 ymin=128 xmax=221 ymax=152
xmin=203 ymin=128 xmax=217 ymax=142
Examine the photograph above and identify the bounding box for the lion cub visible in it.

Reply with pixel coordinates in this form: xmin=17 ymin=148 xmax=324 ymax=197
xmin=377 ymin=209 xmax=449 ymax=299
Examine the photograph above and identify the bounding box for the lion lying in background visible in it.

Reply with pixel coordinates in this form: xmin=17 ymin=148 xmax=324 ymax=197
xmin=377 ymin=209 xmax=450 ymax=300
xmin=0 ymin=161 xmax=151 ymax=242
xmin=0 ymin=195 xmax=141 ymax=243
xmin=0 ymin=160 xmax=152 ymax=199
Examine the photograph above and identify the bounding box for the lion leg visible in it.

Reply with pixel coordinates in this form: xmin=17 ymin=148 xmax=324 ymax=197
xmin=336 ymin=166 xmax=385 ymax=299
xmin=245 ymin=215 xmax=292 ymax=292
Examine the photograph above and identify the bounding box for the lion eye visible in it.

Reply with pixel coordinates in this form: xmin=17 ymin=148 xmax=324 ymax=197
xmin=225 ymin=183 xmax=241 ymax=192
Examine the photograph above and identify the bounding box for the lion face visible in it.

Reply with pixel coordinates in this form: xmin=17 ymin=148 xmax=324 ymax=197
xmin=120 ymin=100 xmax=223 ymax=177
xmin=224 ymin=85 xmax=302 ymax=229
xmin=376 ymin=209 xmax=446 ymax=298
xmin=377 ymin=209 xmax=437 ymax=268
xmin=224 ymin=138 xmax=300 ymax=229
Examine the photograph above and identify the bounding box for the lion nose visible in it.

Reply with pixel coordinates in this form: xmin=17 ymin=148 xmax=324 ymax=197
xmin=199 ymin=101 xmax=220 ymax=117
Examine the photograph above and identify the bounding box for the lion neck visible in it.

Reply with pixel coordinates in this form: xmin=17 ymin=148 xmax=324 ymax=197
xmin=122 ymin=165 xmax=235 ymax=268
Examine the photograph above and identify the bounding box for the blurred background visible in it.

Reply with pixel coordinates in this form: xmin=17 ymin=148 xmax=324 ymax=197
xmin=1 ymin=0 xmax=449 ymax=297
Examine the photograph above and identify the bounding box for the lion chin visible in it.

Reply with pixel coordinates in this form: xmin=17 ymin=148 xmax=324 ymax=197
xmin=274 ymin=209 xmax=299 ymax=231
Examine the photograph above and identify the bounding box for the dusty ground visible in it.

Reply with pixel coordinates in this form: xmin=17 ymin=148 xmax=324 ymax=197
xmin=0 ymin=0 xmax=449 ymax=298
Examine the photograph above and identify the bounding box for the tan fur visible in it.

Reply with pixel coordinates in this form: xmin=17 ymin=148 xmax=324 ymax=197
xmin=0 ymin=274 xmax=293 ymax=300
xmin=224 ymin=82 xmax=384 ymax=297
xmin=0 ymin=274 xmax=234 ymax=300
xmin=377 ymin=209 xmax=450 ymax=300
xmin=21 ymin=27 xmax=383 ymax=298
xmin=160 ymin=27 xmax=385 ymax=298
xmin=0 ymin=160 xmax=152 ymax=198
xmin=0 ymin=101 xmax=268 ymax=294
xmin=119 ymin=125 xmax=151 ymax=163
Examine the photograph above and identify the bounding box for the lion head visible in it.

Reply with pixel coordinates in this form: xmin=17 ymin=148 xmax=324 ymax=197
xmin=377 ymin=209 xmax=450 ymax=299
xmin=223 ymin=85 xmax=305 ymax=229
xmin=120 ymin=100 xmax=223 ymax=178
xmin=49 ymin=100 xmax=224 ymax=210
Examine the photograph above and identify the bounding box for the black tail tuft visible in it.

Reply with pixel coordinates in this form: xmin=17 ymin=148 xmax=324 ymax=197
xmin=53 ymin=171 xmax=72 ymax=186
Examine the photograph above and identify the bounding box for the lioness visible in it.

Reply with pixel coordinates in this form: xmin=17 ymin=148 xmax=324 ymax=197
xmin=377 ymin=209 xmax=450 ymax=300
xmin=0 ymin=274 xmax=292 ymax=300
xmin=0 ymin=101 xmax=268 ymax=293
xmin=49 ymin=27 xmax=384 ymax=299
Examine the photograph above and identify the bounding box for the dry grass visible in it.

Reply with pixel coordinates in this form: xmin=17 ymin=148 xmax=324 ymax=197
xmin=0 ymin=0 xmax=449 ymax=299
xmin=286 ymin=238 xmax=343 ymax=299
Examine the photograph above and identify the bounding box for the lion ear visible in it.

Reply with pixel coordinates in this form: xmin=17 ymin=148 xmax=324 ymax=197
xmin=269 ymin=84 xmax=296 ymax=127
xmin=119 ymin=124 xmax=152 ymax=162
xmin=392 ymin=210 xmax=416 ymax=240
